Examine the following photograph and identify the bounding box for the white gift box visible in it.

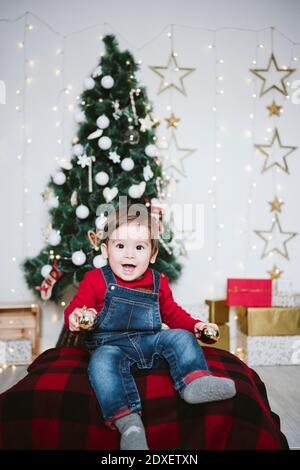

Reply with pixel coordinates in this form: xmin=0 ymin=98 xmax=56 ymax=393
xmin=183 ymin=304 xmax=209 ymax=323
xmin=236 ymin=330 xmax=300 ymax=366
xmin=272 ymin=279 xmax=295 ymax=307
xmin=0 ymin=339 xmax=32 ymax=365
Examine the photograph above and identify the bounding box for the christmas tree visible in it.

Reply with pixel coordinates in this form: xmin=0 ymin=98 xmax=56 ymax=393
xmin=23 ymin=35 xmax=182 ymax=303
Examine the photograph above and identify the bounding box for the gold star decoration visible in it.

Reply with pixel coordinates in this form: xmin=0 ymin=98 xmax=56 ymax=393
xmin=41 ymin=188 xmax=51 ymax=201
xmin=250 ymin=53 xmax=295 ymax=97
xmin=268 ymin=196 xmax=284 ymax=213
xmin=165 ymin=113 xmax=181 ymax=129
xmin=267 ymin=265 xmax=283 ymax=280
xmin=266 ymin=100 xmax=282 ymax=117
xmin=149 ymin=52 xmax=195 ymax=95
xmin=254 ymin=214 xmax=297 ymax=260
xmin=255 ymin=128 xmax=297 ymax=174
xmin=158 ymin=131 xmax=196 ymax=177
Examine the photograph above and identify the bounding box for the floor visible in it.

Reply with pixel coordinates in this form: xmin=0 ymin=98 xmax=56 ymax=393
xmin=0 ymin=364 xmax=299 ymax=449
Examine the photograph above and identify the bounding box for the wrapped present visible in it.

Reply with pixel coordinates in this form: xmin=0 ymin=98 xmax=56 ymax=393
xmin=184 ymin=304 xmax=209 ymax=323
xmin=0 ymin=339 xmax=32 ymax=365
xmin=227 ymin=278 xmax=272 ymax=307
xmin=198 ymin=324 xmax=230 ymax=352
xmin=236 ymin=330 xmax=300 ymax=366
xmin=236 ymin=306 xmax=300 ymax=336
xmin=272 ymin=279 xmax=295 ymax=307
xmin=205 ymin=299 xmax=229 ymax=324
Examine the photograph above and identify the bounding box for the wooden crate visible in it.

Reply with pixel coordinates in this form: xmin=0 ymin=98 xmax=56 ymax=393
xmin=0 ymin=303 xmax=40 ymax=359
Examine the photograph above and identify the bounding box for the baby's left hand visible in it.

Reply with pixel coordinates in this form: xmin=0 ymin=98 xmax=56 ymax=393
xmin=194 ymin=322 xmax=219 ymax=339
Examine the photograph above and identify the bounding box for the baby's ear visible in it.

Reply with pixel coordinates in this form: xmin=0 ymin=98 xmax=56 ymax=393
xmin=150 ymin=249 xmax=158 ymax=264
xmin=100 ymin=243 xmax=108 ymax=259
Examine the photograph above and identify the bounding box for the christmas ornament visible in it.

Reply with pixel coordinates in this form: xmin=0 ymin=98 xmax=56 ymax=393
xmin=143 ymin=164 xmax=153 ymax=181
xmin=139 ymin=114 xmax=154 ymax=132
xmin=124 ymin=127 xmax=140 ymax=144
xmin=98 ymin=136 xmax=112 ymax=150
xmin=53 ymin=172 xmax=66 ymax=185
xmin=73 ymin=143 xmax=84 ymax=156
xmin=92 ymin=65 xmax=102 ymax=78
xmin=59 ymin=158 xmax=73 ymax=170
xmin=83 ymin=77 xmax=95 ymax=90
xmin=108 ymin=151 xmax=121 ymax=163
xmin=111 ymin=100 xmax=122 ymax=120
xmin=101 ymin=75 xmax=114 ymax=89
xmin=129 ymin=89 xmax=139 ymax=124
xmin=165 ymin=113 xmax=180 ymax=128
xmin=103 ymin=186 xmax=118 ymax=202
xmin=87 ymin=230 xmax=102 ymax=250
xmin=70 ymin=190 xmax=78 ymax=207
xmin=35 ymin=259 xmax=62 ymax=300
xmin=95 ymin=171 xmax=109 ymax=186
xmin=145 ymin=144 xmax=157 ymax=158
xmin=47 ymin=196 xmax=59 ymax=209
xmin=159 ymin=235 xmax=173 ymax=255
xmin=255 ymin=128 xmax=297 ymax=174
xmin=267 ymin=265 xmax=283 ymax=280
xmin=87 ymin=129 xmax=103 ymax=140
xmin=268 ymin=196 xmax=284 ymax=213
xmin=199 ymin=325 xmax=220 ymax=344
xmin=93 ymin=255 xmax=107 ymax=268
xmin=72 ymin=250 xmax=86 ymax=266
xmin=41 ymin=264 xmax=52 ymax=278
xmin=149 ymin=52 xmax=195 ymax=95
xmin=159 ymin=131 xmax=196 ymax=177
xmin=77 ymin=155 xmax=96 ymax=192
xmin=78 ymin=306 xmax=97 ymax=330
xmin=48 ymin=230 xmax=61 ymax=246
xmin=41 ymin=188 xmax=51 ymax=201
xmin=96 ymin=115 xmax=110 ymax=129
xmin=74 ymin=110 xmax=86 ymax=123
xmin=128 ymin=181 xmax=146 ymax=199
xmin=254 ymin=214 xmax=298 ymax=259
xmin=250 ymin=53 xmax=295 ymax=97
xmin=121 ymin=157 xmax=135 ymax=171
xmin=76 ymin=204 xmax=90 ymax=219
xmin=267 ymin=100 xmax=282 ymax=117
xmin=95 ymin=214 xmax=108 ymax=230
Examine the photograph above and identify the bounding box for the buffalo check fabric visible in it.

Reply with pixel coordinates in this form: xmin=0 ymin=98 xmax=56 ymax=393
xmin=0 ymin=346 xmax=288 ymax=450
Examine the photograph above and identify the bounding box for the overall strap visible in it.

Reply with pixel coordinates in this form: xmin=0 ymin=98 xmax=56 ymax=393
xmin=100 ymin=264 xmax=116 ymax=287
xmin=152 ymin=269 xmax=161 ymax=294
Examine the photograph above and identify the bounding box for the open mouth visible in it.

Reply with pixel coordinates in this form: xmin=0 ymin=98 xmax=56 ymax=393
xmin=122 ymin=263 xmax=136 ymax=273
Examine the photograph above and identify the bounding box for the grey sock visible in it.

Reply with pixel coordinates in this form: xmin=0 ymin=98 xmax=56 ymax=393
xmin=180 ymin=376 xmax=236 ymax=404
xmin=114 ymin=413 xmax=149 ymax=450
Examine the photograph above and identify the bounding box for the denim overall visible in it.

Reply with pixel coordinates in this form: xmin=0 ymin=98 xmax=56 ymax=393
xmin=86 ymin=265 xmax=210 ymax=428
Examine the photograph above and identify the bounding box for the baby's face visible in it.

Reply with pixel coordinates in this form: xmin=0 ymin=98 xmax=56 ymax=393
xmin=101 ymin=222 xmax=157 ymax=281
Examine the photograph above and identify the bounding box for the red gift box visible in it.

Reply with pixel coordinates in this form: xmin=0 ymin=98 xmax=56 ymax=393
xmin=227 ymin=278 xmax=272 ymax=307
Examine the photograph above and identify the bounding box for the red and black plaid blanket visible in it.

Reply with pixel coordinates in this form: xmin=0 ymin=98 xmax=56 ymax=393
xmin=0 ymin=346 xmax=288 ymax=450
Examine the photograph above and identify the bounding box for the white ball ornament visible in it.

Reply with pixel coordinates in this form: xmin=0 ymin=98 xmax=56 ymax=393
xmin=53 ymin=172 xmax=66 ymax=185
xmin=83 ymin=77 xmax=95 ymax=90
xmin=72 ymin=250 xmax=86 ymax=266
xmin=98 ymin=136 xmax=112 ymax=150
xmin=74 ymin=110 xmax=86 ymax=123
xmin=121 ymin=158 xmax=135 ymax=171
xmin=73 ymin=143 xmax=84 ymax=156
xmin=93 ymin=255 xmax=107 ymax=268
xmin=48 ymin=231 xmax=61 ymax=246
xmin=101 ymin=75 xmax=114 ymax=89
xmin=47 ymin=197 xmax=59 ymax=209
xmin=75 ymin=204 xmax=90 ymax=219
xmin=145 ymin=144 xmax=157 ymax=158
xmin=95 ymin=215 xmax=107 ymax=230
xmin=41 ymin=265 xmax=52 ymax=278
xmin=95 ymin=171 xmax=109 ymax=186
xmin=96 ymin=115 xmax=110 ymax=129
xmin=128 ymin=182 xmax=146 ymax=199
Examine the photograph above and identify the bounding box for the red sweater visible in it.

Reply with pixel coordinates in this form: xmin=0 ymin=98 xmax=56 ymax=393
xmin=64 ymin=268 xmax=201 ymax=333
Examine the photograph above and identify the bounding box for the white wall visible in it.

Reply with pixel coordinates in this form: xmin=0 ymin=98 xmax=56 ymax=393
xmin=1 ymin=0 xmax=300 ymax=351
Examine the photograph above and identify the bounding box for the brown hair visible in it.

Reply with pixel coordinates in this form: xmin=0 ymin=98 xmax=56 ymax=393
xmin=101 ymin=204 xmax=159 ymax=255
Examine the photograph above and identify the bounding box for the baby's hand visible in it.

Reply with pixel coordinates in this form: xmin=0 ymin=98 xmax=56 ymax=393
xmin=194 ymin=322 xmax=219 ymax=339
xmin=69 ymin=307 xmax=97 ymax=332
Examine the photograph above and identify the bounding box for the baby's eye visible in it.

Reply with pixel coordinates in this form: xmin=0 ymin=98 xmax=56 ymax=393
xmin=116 ymin=243 xmax=124 ymax=249
xmin=136 ymin=245 xmax=145 ymax=250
